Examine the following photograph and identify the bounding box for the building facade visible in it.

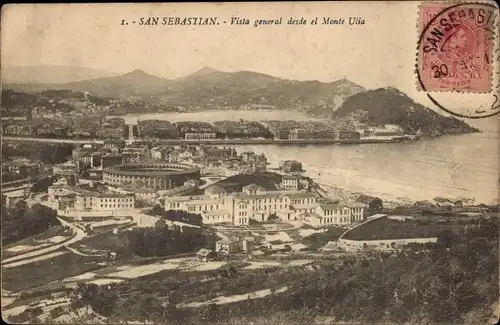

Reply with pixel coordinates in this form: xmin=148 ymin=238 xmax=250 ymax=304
xmin=280 ymin=160 xmax=303 ymax=173
xmin=337 ymin=130 xmax=361 ymax=140
xmin=101 ymin=154 xmax=124 ymax=168
xmin=305 ymin=200 xmax=365 ymax=227
xmin=281 ymin=175 xmax=300 ymax=190
xmin=184 ymin=132 xmax=217 ymax=140
xmin=48 ymin=180 xmax=135 ymax=217
xmin=164 ymin=187 xmax=315 ymax=226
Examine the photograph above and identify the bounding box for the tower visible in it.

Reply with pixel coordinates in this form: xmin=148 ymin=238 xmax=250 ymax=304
xmin=125 ymin=120 xmax=139 ymax=145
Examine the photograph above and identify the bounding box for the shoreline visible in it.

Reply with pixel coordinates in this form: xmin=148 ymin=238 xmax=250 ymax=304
xmin=3 ymin=136 xmax=414 ymax=145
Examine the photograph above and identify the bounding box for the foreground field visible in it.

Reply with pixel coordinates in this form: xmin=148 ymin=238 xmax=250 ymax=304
xmin=2 ymin=252 xmax=105 ymax=292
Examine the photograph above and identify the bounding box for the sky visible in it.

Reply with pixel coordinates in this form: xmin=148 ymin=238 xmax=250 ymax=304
xmin=1 ymin=2 xmax=499 ymax=128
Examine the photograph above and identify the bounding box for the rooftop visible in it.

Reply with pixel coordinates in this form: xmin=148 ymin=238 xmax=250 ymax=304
xmin=51 ymin=184 xmax=134 ymax=198
xmin=282 ymin=174 xmax=301 ymax=180
xmin=291 ymin=203 xmax=319 ymax=210
xmin=196 ymin=248 xmax=213 ymax=256
xmin=205 ymin=183 xmax=228 ymax=194
xmin=288 ymin=191 xmax=316 ymax=199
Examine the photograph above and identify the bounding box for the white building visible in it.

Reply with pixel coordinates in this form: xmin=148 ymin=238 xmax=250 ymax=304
xmin=304 ymin=200 xmax=365 ymax=227
xmin=164 ymin=195 xmax=236 ymax=224
xmin=48 ymin=180 xmax=135 ymax=218
xmin=184 ymin=132 xmax=217 ymax=140
xmin=280 ymin=175 xmax=300 ymax=190
xmin=337 ymin=237 xmax=438 ymax=252
xmin=164 ymin=184 xmax=315 ymax=226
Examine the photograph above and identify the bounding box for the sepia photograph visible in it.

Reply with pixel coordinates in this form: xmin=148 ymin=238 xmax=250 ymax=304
xmin=1 ymin=1 xmax=499 ymax=324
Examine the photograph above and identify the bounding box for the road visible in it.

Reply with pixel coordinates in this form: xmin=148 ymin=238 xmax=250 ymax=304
xmin=2 ymin=202 xmax=198 ymax=268
xmin=3 ymin=251 xmax=68 ymax=269
xmin=3 ymin=136 xmax=104 ymax=144
xmin=199 ymin=177 xmax=222 ymax=190
xmin=2 ymin=217 xmax=87 ymax=267
xmin=65 ymin=245 xmax=104 ymax=257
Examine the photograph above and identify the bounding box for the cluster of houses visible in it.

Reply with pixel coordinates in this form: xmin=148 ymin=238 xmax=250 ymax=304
xmin=196 ymin=234 xmax=309 ymax=262
xmin=149 ymin=145 xmax=269 ymax=174
xmin=2 ymin=157 xmax=43 ymax=178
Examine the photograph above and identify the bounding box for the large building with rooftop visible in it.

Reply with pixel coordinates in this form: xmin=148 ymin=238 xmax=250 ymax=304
xmin=164 ymin=183 xmax=320 ymax=226
xmin=48 ymin=178 xmax=135 ymax=218
xmin=102 ymin=162 xmax=201 ymax=190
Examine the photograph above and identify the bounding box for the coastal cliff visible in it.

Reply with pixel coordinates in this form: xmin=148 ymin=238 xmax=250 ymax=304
xmin=333 ymin=88 xmax=480 ymax=136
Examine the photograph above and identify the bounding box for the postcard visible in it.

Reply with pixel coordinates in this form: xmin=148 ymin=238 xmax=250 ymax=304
xmin=1 ymin=1 xmax=499 ymax=325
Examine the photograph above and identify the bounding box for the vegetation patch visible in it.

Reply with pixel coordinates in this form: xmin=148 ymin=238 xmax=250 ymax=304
xmin=343 ymin=217 xmax=473 ymax=240
xmin=2 ymin=202 xmax=62 ymax=247
xmin=301 ymin=226 xmax=345 ymax=250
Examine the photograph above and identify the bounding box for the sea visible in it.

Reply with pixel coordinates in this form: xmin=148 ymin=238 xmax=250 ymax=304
xmin=119 ymin=110 xmax=499 ymax=205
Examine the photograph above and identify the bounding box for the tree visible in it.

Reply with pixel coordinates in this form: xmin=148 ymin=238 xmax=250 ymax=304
xmin=2 ymin=203 xmax=59 ymax=245
xmin=437 ymin=229 xmax=456 ymax=248
xmin=31 ymin=176 xmax=57 ymax=193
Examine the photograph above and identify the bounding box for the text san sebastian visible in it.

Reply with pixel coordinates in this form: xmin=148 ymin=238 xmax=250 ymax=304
xmin=139 ymin=17 xmax=218 ymax=25
xmin=422 ymin=7 xmax=498 ymax=53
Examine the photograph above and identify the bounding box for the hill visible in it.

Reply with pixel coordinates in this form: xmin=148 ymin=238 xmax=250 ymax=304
xmin=333 ymin=87 xmax=479 ymax=135
xmin=5 ymin=67 xmax=365 ymax=115
xmin=6 ymin=69 xmax=172 ymax=99
xmin=154 ymin=68 xmax=365 ymax=115
xmin=1 ymin=65 xmax=120 ymax=84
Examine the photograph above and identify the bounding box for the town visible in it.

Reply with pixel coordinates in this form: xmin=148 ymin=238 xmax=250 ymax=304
xmin=2 ymin=130 xmax=498 ymax=324
xmin=1 ymin=89 xmax=416 ymax=144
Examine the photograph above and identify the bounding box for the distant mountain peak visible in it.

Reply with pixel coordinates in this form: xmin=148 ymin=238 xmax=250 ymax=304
xmin=188 ymin=66 xmax=221 ymax=77
xmin=125 ymin=69 xmax=150 ymax=76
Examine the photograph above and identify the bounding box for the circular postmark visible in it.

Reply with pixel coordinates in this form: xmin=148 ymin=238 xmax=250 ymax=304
xmin=416 ymin=2 xmax=500 ymax=119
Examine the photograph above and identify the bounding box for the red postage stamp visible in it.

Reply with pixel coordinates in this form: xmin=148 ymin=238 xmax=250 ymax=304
xmin=417 ymin=2 xmax=497 ymax=93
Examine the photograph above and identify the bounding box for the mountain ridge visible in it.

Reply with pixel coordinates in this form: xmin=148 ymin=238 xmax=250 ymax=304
xmin=2 ymin=65 xmax=121 ymax=84
xmin=1 ymin=67 xmax=480 ymax=136
xmin=5 ymin=67 xmax=366 ymax=115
